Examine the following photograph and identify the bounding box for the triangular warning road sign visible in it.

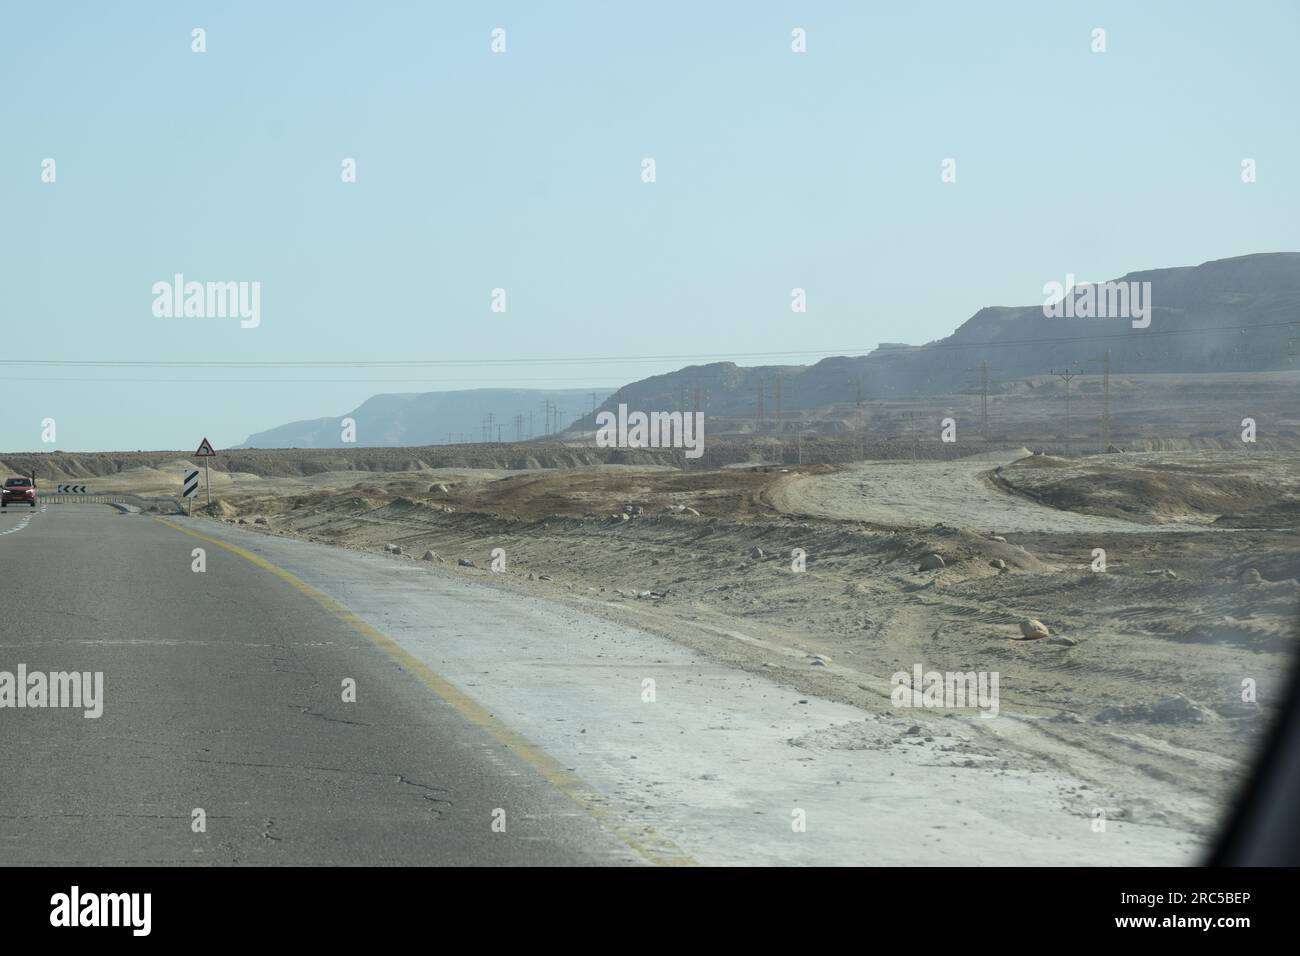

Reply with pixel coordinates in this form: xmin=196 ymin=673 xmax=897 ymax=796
xmin=194 ymin=437 xmax=217 ymax=457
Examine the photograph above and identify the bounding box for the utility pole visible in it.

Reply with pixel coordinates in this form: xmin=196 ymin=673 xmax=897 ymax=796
xmin=774 ymin=374 xmax=782 ymax=431
xmin=855 ymin=377 xmax=864 ymax=462
xmin=757 ymin=380 xmax=765 ymax=426
xmin=1051 ymin=365 xmax=1081 ymax=455
xmin=529 ymin=410 xmax=533 ymax=440
xmin=1101 ymin=350 xmax=1111 ymax=452
xmin=963 ymin=360 xmax=999 ymax=443
xmin=908 ymin=412 xmax=918 ymax=461
xmin=692 ymin=384 xmax=702 ymax=470
xmin=979 ymin=361 xmax=989 ymax=442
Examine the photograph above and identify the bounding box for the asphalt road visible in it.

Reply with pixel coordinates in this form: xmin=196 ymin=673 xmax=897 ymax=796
xmin=0 ymin=504 xmax=636 ymax=865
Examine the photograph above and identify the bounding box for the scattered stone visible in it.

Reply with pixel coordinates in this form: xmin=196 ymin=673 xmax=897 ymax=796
xmin=682 ymin=507 xmax=701 ymax=516
xmin=918 ymin=553 xmax=945 ymax=571
xmin=457 ymin=557 xmax=476 ymax=568
xmin=538 ymin=574 xmax=553 ymax=581
xmin=989 ymin=535 xmax=1007 ymax=543
xmin=808 ymin=654 xmax=831 ymax=667
xmin=429 ymin=483 xmax=449 ymax=493
xmin=1017 ymin=618 xmax=1051 ymax=640
xmin=253 ymin=516 xmax=270 ymax=526
xmin=1241 ymin=568 xmax=1263 ymax=584
xmin=1046 ymin=635 xmax=1077 ymax=647
xmin=989 ymin=559 xmax=1006 ymax=570
xmin=636 ymin=590 xmax=652 ymax=599
xmin=420 ymin=550 xmax=439 ymax=562
xmin=750 ymin=547 xmax=764 ymax=559
xmin=383 ymin=543 xmax=401 ymax=554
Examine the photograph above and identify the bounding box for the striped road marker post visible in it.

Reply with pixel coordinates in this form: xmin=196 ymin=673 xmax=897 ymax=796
xmin=183 ymin=468 xmax=200 ymax=516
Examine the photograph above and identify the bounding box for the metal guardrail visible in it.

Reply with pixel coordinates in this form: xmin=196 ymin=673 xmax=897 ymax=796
xmin=41 ymin=495 xmax=133 ymax=505
xmin=21 ymin=492 xmax=184 ymax=513
xmin=41 ymin=493 xmax=184 ymax=514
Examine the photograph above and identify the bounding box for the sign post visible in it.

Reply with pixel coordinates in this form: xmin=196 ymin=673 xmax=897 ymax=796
xmin=194 ymin=437 xmax=217 ymax=507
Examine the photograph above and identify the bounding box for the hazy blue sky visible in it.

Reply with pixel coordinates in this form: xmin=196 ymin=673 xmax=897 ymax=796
xmin=2 ymin=1 xmax=1296 ymax=450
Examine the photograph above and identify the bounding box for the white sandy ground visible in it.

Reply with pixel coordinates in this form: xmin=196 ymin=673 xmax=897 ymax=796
xmin=766 ymin=452 xmax=1218 ymax=534
xmin=173 ymin=515 xmax=1198 ymax=865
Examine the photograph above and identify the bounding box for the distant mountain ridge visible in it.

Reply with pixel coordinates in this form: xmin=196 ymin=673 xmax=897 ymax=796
xmin=240 ymin=254 xmax=1298 ymax=445
xmin=579 ymin=253 xmax=1300 ymax=423
xmin=239 ymin=388 xmax=608 ymax=448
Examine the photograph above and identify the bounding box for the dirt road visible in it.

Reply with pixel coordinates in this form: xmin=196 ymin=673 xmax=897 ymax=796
xmin=765 ymin=453 xmax=1215 ymax=533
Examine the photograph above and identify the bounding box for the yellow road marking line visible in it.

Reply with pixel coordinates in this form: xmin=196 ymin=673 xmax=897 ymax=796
xmin=156 ymin=517 xmax=695 ymax=866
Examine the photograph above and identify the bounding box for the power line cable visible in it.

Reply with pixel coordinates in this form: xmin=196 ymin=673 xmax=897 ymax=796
xmin=1 ymin=319 xmax=1292 ymax=371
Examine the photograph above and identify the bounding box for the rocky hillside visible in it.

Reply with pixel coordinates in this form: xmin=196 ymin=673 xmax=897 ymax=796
xmin=576 ymin=253 xmax=1300 ymax=424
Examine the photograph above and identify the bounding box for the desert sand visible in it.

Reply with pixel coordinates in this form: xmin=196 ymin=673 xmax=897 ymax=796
xmin=64 ymin=444 xmax=1282 ymax=850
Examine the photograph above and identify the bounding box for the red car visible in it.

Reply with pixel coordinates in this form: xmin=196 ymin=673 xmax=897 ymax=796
xmin=1 ymin=477 xmax=36 ymax=507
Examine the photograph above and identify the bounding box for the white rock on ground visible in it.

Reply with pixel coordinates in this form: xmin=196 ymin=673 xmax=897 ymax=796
xmin=1018 ymin=619 xmax=1051 ymax=640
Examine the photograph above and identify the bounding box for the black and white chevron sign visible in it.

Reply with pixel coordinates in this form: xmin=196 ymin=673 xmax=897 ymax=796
xmin=56 ymin=484 xmax=88 ymax=494
xmin=183 ymin=470 xmax=200 ymax=499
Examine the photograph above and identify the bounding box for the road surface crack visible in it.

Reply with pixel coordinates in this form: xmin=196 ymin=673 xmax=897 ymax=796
xmin=395 ymin=774 xmax=454 ymax=817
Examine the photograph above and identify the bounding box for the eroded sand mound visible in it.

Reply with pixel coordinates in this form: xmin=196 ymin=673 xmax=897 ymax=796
xmin=998 ymin=451 xmax=1300 ymax=526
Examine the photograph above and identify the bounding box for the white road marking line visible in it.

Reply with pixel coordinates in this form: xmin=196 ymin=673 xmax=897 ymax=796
xmin=0 ymin=505 xmax=44 ymax=534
